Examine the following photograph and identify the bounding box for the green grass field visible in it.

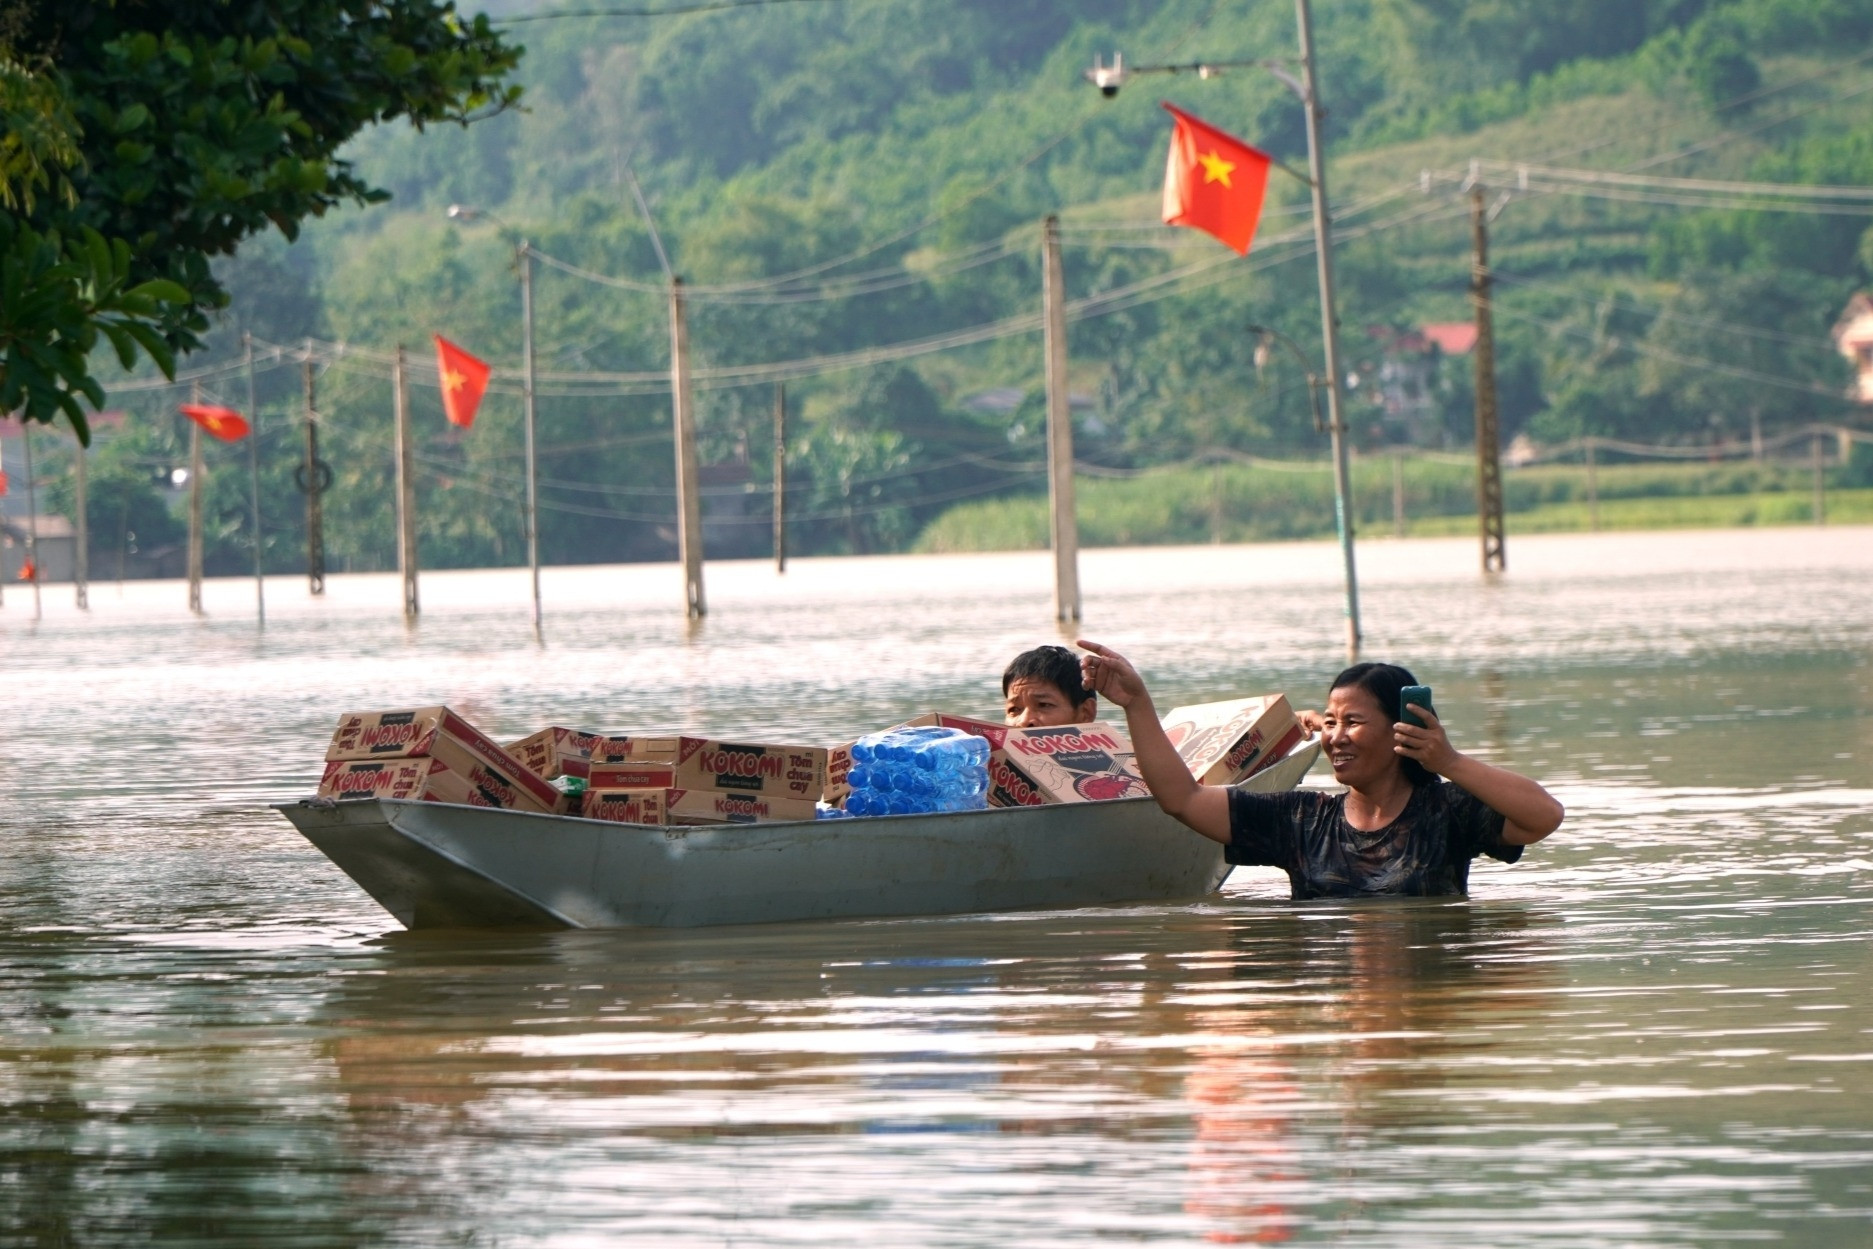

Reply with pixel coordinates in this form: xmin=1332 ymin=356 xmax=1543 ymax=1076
xmin=914 ymin=458 xmax=1872 ymax=552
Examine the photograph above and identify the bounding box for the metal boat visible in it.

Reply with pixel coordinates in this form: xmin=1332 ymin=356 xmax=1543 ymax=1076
xmin=277 ymin=739 xmax=1320 ymax=930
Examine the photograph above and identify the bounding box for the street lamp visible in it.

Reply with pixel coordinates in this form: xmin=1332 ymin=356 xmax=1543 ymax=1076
xmin=1247 ymin=323 xmax=1324 ymax=435
xmin=1088 ymin=0 xmax=1362 ymax=662
xmin=448 ymin=204 xmax=543 ymax=642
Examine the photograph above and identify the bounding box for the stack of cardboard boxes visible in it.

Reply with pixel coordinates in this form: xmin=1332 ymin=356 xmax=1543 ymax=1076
xmin=313 ymin=689 xmax=1304 ymax=826
xmin=318 ymin=707 xmax=561 ymax=813
xmin=582 ymin=735 xmax=828 ymax=825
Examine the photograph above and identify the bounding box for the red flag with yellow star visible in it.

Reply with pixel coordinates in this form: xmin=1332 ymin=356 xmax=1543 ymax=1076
xmin=179 ymin=403 xmax=251 ymax=441
xmin=1161 ymin=103 xmax=1273 ymax=256
xmin=433 ymin=335 xmax=492 ymax=429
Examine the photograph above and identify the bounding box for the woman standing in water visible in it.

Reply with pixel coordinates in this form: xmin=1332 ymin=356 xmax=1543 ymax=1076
xmin=1076 ymin=641 xmax=1564 ymax=899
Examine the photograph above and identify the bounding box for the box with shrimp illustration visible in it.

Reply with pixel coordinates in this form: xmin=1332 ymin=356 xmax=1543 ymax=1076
xmin=1162 ymin=694 xmax=1305 ymax=785
xmin=994 ymin=722 xmax=1152 ymax=805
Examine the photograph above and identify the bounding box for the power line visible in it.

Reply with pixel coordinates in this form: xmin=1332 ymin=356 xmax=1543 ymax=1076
xmin=496 ymin=0 xmax=851 ymax=25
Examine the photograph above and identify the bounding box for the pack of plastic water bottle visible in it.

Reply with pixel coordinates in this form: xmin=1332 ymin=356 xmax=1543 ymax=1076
xmin=837 ymin=726 xmax=990 ymax=817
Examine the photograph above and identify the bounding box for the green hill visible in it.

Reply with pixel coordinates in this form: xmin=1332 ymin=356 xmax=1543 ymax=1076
xmin=65 ymin=0 xmax=1873 ymax=573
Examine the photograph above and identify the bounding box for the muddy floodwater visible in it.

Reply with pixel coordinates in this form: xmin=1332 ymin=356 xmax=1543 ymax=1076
xmin=3 ymin=529 xmax=1870 ymax=1246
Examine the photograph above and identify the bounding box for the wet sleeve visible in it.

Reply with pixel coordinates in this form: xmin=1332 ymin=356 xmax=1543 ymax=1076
xmin=1225 ymin=789 xmax=1309 ymax=869
xmin=1445 ymin=783 xmax=1521 ymax=864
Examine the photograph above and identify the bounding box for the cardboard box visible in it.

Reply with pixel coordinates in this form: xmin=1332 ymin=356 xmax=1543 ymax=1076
xmin=587 ymin=762 xmax=679 ymax=790
xmin=318 ymin=753 xmax=550 ymax=812
xmin=326 ymin=706 xmax=560 ymax=812
xmin=586 ymin=735 xmax=635 ymax=766
xmin=825 ymin=712 xmax=1008 ymax=806
xmin=997 ymin=721 xmax=1152 ymax=804
xmin=583 ymin=787 xmax=817 ymax=826
xmin=582 ymin=788 xmax=669 ymax=825
xmin=1162 ymin=695 xmax=1304 ymax=785
xmin=622 ymin=736 xmax=827 ymax=802
xmin=506 ymin=727 xmax=605 ymax=781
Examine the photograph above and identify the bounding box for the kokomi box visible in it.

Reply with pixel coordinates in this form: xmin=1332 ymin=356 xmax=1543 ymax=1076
xmin=318 ymin=753 xmax=546 ymax=811
xmin=586 ymin=736 xmax=635 ymax=766
xmin=824 ymin=712 xmax=1008 ymax=806
xmin=996 ymin=722 xmax=1153 ymax=805
xmin=582 ymin=787 xmax=818 ymax=825
xmin=1162 ymin=694 xmax=1304 ymax=785
xmin=622 ymin=736 xmax=827 ymax=802
xmin=324 ymin=707 xmax=559 ymax=812
xmin=582 ymin=788 xmax=669 ymax=825
xmin=506 ymin=727 xmax=605 ymax=781
xmin=587 ymin=762 xmax=679 ymax=790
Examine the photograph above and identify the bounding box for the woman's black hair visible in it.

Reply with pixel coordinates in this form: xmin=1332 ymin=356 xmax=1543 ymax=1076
xmin=1329 ymin=662 xmax=1436 ymax=787
xmin=1003 ymin=645 xmax=1095 ymax=709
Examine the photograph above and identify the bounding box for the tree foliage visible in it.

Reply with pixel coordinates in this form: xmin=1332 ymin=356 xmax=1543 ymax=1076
xmin=0 ymin=0 xmax=521 ymax=439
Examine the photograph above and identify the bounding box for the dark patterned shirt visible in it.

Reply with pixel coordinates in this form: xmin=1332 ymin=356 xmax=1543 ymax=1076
xmin=1226 ymin=781 xmax=1522 ymax=900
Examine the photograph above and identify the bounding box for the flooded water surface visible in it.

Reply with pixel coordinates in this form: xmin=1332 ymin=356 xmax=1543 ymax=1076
xmin=3 ymin=530 xmax=1871 ymax=1246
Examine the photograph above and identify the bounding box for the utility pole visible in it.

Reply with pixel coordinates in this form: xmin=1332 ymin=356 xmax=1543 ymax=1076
xmin=302 ymin=354 xmax=326 ymax=596
xmin=21 ymin=423 xmax=40 ymax=620
xmin=519 ymin=243 xmax=543 ymax=640
xmin=773 ymin=382 xmax=787 ymax=573
xmin=1470 ymin=184 xmax=1506 ymax=574
xmin=187 ymin=380 xmax=204 ymax=614
xmin=1041 ymin=214 xmax=1081 ymax=624
xmin=1296 ymin=0 xmax=1360 ymax=661
xmin=1805 ymin=432 xmax=1820 ymax=524
xmin=1585 ymin=436 xmax=1600 ymax=532
xmin=73 ymin=434 xmax=88 ymax=610
xmin=1392 ymin=452 xmax=1405 ymax=538
xmin=393 ymin=345 xmax=420 ymax=621
xmin=244 ymin=333 xmax=263 ymax=625
xmin=669 ymin=276 xmax=706 ymax=619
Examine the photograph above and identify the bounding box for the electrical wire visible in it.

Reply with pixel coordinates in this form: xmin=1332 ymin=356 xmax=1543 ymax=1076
xmin=497 ymin=0 xmax=853 ymax=25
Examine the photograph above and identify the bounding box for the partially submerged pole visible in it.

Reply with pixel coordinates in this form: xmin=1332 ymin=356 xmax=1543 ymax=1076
xmin=1805 ymin=432 xmax=1820 ymax=524
xmin=1296 ymin=0 xmax=1360 ymax=662
xmin=519 ymin=244 xmax=542 ymax=640
xmin=1392 ymin=452 xmax=1405 ymax=538
xmin=302 ymin=354 xmax=325 ymax=596
xmin=187 ymin=381 xmax=204 ymax=614
xmin=1585 ymin=436 xmax=1599 ymax=532
xmin=393 ymin=344 xmax=420 ymax=621
xmin=669 ymin=276 xmax=706 ymax=619
xmin=244 ymin=333 xmax=263 ymax=626
xmin=1041 ymin=214 xmax=1081 ymax=624
xmin=1469 ymin=184 xmax=1506 ymax=574
xmin=21 ymin=422 xmax=41 ymax=620
xmin=773 ymin=382 xmax=787 ymax=573
xmin=73 ymin=434 xmax=88 ymax=609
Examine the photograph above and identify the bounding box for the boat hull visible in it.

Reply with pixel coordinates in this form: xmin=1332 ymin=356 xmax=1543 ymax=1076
xmin=279 ymin=740 xmax=1318 ymax=930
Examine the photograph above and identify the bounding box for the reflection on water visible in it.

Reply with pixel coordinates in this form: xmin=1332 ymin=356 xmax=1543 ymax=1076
xmin=3 ymin=530 xmax=1872 ymax=1245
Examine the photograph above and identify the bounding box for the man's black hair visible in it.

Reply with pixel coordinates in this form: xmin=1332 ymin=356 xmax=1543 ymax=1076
xmin=1330 ymin=661 xmax=1435 ymax=787
xmin=1003 ymin=645 xmax=1095 ymax=708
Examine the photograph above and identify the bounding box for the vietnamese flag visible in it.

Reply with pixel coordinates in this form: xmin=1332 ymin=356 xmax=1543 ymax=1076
xmin=1161 ymin=103 xmax=1273 ymax=256
xmin=434 ymin=335 xmax=492 ymax=429
xmin=179 ymin=403 xmax=251 ymax=441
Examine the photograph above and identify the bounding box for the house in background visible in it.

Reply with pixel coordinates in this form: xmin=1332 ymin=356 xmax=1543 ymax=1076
xmin=1 ymin=514 xmax=77 ymax=582
xmin=1833 ymin=293 xmax=1873 ymax=404
xmin=1362 ymin=322 xmax=1477 ymax=445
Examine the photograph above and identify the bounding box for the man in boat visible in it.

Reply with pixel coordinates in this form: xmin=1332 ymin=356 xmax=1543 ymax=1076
xmin=1003 ymin=645 xmax=1099 ymax=728
xmin=1075 ymin=640 xmax=1564 ymax=899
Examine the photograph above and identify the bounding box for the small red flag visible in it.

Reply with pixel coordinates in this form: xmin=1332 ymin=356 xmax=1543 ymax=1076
xmin=1161 ymin=103 xmax=1274 ymax=256
xmin=434 ymin=336 xmax=492 ymax=429
xmin=179 ymin=403 xmax=251 ymax=441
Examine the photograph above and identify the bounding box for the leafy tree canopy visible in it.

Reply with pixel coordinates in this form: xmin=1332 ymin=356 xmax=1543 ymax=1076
xmin=0 ymin=0 xmax=521 ymax=439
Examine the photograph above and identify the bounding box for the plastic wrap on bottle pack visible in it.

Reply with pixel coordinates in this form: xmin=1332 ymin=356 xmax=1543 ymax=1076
xmin=841 ymin=726 xmax=990 ymax=817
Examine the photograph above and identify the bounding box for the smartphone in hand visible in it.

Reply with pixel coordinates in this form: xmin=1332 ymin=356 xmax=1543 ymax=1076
xmin=1400 ymin=684 xmax=1435 ymax=728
